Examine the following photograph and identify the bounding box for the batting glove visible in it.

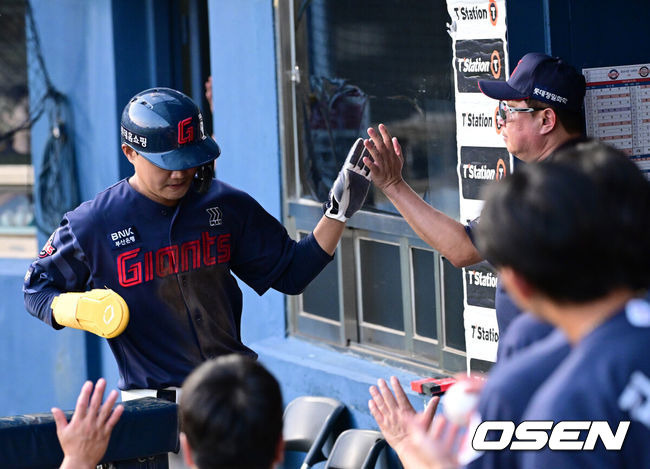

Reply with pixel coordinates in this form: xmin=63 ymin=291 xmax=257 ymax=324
xmin=324 ymin=138 xmax=372 ymax=222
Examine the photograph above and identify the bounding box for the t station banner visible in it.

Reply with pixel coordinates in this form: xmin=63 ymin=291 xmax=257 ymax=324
xmin=446 ymin=0 xmax=510 ymax=371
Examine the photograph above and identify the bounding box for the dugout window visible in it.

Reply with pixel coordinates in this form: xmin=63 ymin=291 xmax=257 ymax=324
xmin=0 ymin=0 xmax=37 ymax=258
xmin=276 ymin=0 xmax=467 ymax=374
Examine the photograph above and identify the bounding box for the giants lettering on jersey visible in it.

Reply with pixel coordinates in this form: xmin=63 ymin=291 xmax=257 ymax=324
xmin=117 ymin=231 xmax=231 ymax=287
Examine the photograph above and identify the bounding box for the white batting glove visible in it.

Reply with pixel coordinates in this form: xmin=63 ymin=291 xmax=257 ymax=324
xmin=324 ymin=138 xmax=372 ymax=222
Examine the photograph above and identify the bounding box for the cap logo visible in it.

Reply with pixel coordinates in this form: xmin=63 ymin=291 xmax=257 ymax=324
xmin=178 ymin=117 xmax=195 ymax=144
xmin=532 ymin=87 xmax=568 ymax=105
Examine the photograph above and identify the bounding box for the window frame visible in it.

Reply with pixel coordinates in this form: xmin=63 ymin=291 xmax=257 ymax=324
xmin=274 ymin=0 xmax=467 ymax=375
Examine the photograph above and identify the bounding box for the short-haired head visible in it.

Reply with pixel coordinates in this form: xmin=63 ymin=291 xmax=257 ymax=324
xmin=180 ymin=355 xmax=283 ymax=469
xmin=476 ymin=140 xmax=650 ymax=302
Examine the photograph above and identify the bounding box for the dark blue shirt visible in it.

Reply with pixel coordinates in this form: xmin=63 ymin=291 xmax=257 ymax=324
xmin=465 ymin=220 xmax=551 ymax=356
xmin=497 ymin=313 xmax=555 ymax=361
xmin=520 ymin=299 xmax=650 ymax=468
xmin=463 ymin=329 xmax=570 ymax=469
xmin=24 ymin=179 xmax=333 ymax=389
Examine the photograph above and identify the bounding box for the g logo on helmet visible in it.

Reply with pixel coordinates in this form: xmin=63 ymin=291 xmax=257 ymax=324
xmin=178 ymin=117 xmax=194 ymax=144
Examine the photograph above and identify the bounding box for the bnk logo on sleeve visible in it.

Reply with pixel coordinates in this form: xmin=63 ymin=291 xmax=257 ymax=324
xmin=472 ymin=420 xmax=630 ymax=450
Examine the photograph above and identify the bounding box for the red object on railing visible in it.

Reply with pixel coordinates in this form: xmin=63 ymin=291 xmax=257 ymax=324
xmin=410 ymin=377 xmax=457 ymax=396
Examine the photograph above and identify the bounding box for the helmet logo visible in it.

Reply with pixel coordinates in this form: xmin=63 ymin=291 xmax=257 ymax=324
xmin=178 ymin=117 xmax=195 ymax=144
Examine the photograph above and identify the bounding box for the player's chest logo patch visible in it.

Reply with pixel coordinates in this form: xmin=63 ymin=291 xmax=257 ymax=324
xmin=108 ymin=225 xmax=140 ymax=250
xmin=206 ymin=206 xmax=223 ymax=226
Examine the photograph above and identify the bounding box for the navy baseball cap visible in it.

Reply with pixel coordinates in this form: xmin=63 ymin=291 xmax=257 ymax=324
xmin=478 ymin=52 xmax=586 ymax=112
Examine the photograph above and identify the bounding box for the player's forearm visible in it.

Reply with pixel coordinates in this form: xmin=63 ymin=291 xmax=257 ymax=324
xmin=383 ymin=180 xmax=483 ymax=267
xmin=312 ymin=216 xmax=345 ymax=256
xmin=24 ymin=288 xmax=65 ymax=329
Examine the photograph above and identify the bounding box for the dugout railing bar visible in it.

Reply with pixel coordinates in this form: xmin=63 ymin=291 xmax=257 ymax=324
xmin=0 ymin=397 xmax=178 ymax=468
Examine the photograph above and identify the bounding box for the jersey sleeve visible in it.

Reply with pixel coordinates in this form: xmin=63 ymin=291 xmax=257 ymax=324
xmin=270 ymin=232 xmax=333 ymax=295
xmin=465 ymin=217 xmax=480 ymax=248
xmin=229 ymin=194 xmax=332 ymax=295
xmin=23 ymin=216 xmax=92 ymax=328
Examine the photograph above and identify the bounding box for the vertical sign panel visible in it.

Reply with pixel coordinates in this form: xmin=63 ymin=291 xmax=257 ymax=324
xmin=446 ymin=0 xmax=509 ymax=370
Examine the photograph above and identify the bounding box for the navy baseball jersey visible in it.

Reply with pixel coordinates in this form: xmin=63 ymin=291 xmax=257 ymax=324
xmin=520 ymin=299 xmax=650 ymax=468
xmin=24 ymin=179 xmax=332 ymax=390
xmin=462 ymin=328 xmax=570 ymax=468
xmin=496 ymin=313 xmax=555 ymax=362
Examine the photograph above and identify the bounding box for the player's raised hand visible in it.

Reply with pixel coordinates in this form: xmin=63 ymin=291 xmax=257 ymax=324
xmin=324 ymin=138 xmax=372 ymax=222
xmin=368 ymin=376 xmax=438 ymax=454
xmin=53 ymin=378 xmax=124 ymax=469
xmin=363 ymin=124 xmax=405 ymax=192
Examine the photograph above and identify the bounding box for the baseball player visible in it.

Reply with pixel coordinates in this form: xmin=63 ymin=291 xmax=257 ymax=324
xmin=460 ymin=329 xmax=570 ymax=468
xmin=23 ymin=87 xmax=371 ymax=396
xmin=476 ymin=141 xmax=650 ymax=468
xmin=363 ymin=53 xmax=587 ymax=358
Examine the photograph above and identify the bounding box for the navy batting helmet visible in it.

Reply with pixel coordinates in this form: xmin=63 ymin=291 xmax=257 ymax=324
xmin=120 ymin=87 xmax=220 ymax=171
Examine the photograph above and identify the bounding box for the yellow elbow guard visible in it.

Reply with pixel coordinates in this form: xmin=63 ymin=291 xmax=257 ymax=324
xmin=51 ymin=289 xmax=129 ymax=339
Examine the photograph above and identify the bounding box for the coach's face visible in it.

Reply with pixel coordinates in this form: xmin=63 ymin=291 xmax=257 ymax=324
xmin=123 ymin=144 xmax=197 ymax=206
xmin=500 ymin=100 xmax=546 ymax=163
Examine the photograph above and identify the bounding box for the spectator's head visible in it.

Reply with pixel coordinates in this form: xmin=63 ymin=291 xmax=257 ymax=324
xmin=479 ymin=52 xmax=586 ymax=162
xmin=179 ymin=355 xmax=284 ymax=469
xmin=476 ymin=140 xmax=650 ymax=315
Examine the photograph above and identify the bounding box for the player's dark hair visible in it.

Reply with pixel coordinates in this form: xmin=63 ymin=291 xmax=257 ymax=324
xmin=180 ymin=355 xmax=283 ymax=469
xmin=526 ymin=98 xmax=584 ymax=135
xmin=476 ymin=140 xmax=650 ymax=302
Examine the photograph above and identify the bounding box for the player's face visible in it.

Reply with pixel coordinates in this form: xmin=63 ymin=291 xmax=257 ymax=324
xmin=127 ymin=150 xmax=198 ymax=206
xmin=500 ymin=100 xmax=544 ymax=163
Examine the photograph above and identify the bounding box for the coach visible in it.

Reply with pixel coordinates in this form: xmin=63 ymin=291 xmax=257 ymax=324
xmin=363 ymin=52 xmax=587 ymax=357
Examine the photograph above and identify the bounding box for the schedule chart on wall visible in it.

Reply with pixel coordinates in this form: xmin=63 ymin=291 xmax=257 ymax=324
xmin=583 ymin=63 xmax=650 ymax=177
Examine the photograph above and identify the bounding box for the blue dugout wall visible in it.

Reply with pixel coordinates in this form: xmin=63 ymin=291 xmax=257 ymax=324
xmin=1 ymin=0 xmax=648 ymax=427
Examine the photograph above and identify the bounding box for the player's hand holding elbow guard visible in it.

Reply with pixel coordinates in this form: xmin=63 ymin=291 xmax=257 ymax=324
xmin=324 ymin=138 xmax=372 ymax=222
xmin=51 ymin=289 xmax=129 ymax=339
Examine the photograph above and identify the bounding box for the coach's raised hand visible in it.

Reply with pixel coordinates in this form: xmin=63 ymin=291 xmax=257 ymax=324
xmin=324 ymin=138 xmax=372 ymax=222
xmin=363 ymin=124 xmax=405 ymax=193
